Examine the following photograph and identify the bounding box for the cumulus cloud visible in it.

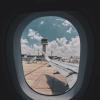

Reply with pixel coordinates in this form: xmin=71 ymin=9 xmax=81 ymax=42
xmin=21 ymin=43 xmax=43 ymax=55
xmin=21 ymin=36 xmax=80 ymax=58
xmin=62 ymin=20 xmax=71 ymax=27
xmin=56 ymin=37 xmax=68 ymax=46
xmin=56 ymin=18 xmax=71 ymax=27
xmin=33 ymin=44 xmax=42 ymax=51
xmin=21 ymin=43 xmax=33 ymax=55
xmin=21 ymin=37 xmax=43 ymax=55
xmin=21 ymin=38 xmax=28 ymax=44
xmin=28 ymin=29 xmax=43 ymax=41
xmin=21 ymin=29 xmax=43 ymax=55
xmin=66 ymin=27 xmax=72 ymax=34
xmin=46 ymin=36 xmax=80 ymax=57
xmin=21 ymin=33 xmax=80 ymax=57
xmin=21 ymin=38 xmax=32 ymax=55
xmin=56 ymin=18 xmax=63 ymax=21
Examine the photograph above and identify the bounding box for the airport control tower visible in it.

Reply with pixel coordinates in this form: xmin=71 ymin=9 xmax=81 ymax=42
xmin=41 ymin=38 xmax=48 ymax=56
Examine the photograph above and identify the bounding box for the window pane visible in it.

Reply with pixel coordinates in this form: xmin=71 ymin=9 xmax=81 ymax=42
xmin=21 ymin=16 xmax=80 ymax=95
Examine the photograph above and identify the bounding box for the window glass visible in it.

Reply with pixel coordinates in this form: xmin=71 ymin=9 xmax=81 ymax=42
xmin=21 ymin=16 xmax=80 ymax=95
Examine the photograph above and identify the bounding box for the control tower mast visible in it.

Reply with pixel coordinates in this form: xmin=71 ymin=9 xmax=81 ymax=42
xmin=41 ymin=38 xmax=48 ymax=56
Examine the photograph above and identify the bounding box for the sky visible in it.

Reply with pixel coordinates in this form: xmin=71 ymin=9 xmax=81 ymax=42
xmin=21 ymin=16 xmax=80 ymax=58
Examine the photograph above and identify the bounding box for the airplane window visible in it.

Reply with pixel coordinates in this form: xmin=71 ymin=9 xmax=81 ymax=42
xmin=21 ymin=16 xmax=80 ymax=96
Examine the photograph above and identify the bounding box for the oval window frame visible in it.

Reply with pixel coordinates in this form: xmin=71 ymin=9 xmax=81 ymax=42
xmin=6 ymin=11 xmax=94 ymax=100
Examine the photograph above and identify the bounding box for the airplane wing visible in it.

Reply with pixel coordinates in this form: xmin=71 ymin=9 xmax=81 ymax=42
xmin=45 ymin=54 xmax=79 ymax=77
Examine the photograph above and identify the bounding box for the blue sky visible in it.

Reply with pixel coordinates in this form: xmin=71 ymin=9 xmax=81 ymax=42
xmin=22 ymin=16 xmax=78 ymax=46
xmin=21 ymin=16 xmax=80 ymax=57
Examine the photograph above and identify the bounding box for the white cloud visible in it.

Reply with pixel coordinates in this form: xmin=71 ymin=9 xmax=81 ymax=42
xmin=28 ymin=29 xmax=43 ymax=41
xmin=56 ymin=37 xmax=68 ymax=46
xmin=21 ymin=29 xmax=43 ymax=55
xmin=66 ymin=27 xmax=72 ymax=34
xmin=21 ymin=38 xmax=33 ymax=55
xmin=40 ymin=21 xmax=44 ymax=25
xmin=56 ymin=18 xmax=63 ymax=21
xmin=21 ymin=43 xmax=43 ymax=55
xmin=21 ymin=43 xmax=33 ymax=55
xmin=21 ymin=33 xmax=80 ymax=57
xmin=56 ymin=18 xmax=72 ymax=27
xmin=62 ymin=20 xmax=71 ymax=27
xmin=33 ymin=44 xmax=42 ymax=51
xmin=46 ymin=36 xmax=80 ymax=57
xmin=21 ymin=38 xmax=28 ymax=44
xmin=28 ymin=36 xmax=79 ymax=57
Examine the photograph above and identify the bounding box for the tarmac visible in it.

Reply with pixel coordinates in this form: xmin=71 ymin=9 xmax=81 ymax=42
xmin=23 ymin=61 xmax=69 ymax=95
